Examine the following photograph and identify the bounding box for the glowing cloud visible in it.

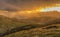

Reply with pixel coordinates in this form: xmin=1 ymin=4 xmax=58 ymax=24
xmin=39 ymin=6 xmax=60 ymax=12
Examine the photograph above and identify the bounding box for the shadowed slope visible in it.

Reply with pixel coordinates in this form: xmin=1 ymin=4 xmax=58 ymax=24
xmin=0 ymin=18 xmax=60 ymax=37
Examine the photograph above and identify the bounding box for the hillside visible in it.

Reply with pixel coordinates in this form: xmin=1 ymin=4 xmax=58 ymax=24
xmin=0 ymin=11 xmax=60 ymax=37
xmin=0 ymin=15 xmax=28 ymax=34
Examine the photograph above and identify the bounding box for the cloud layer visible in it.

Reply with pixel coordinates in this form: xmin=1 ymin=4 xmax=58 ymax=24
xmin=0 ymin=0 xmax=60 ymax=11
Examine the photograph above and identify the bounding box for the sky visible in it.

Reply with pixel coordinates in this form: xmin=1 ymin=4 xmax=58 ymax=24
xmin=0 ymin=0 xmax=60 ymax=18
xmin=0 ymin=0 xmax=60 ymax=12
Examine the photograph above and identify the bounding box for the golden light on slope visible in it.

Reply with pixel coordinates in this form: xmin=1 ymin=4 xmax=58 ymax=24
xmin=56 ymin=4 xmax=60 ymax=6
xmin=18 ymin=10 xmax=39 ymax=14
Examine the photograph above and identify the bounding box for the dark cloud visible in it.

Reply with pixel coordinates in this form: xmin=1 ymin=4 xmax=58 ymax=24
xmin=0 ymin=0 xmax=20 ymax=12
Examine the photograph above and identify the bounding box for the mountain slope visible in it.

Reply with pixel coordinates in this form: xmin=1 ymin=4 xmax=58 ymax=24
xmin=0 ymin=15 xmax=27 ymax=34
xmin=0 ymin=11 xmax=60 ymax=37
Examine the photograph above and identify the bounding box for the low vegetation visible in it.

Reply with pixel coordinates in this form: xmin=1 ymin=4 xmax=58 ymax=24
xmin=0 ymin=15 xmax=60 ymax=37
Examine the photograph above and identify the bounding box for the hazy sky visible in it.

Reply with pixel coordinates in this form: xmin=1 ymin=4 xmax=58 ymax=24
xmin=0 ymin=0 xmax=60 ymax=12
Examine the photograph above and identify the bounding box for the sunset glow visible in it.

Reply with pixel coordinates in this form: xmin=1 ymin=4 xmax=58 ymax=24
xmin=15 ymin=4 xmax=60 ymax=14
xmin=39 ymin=6 xmax=60 ymax=12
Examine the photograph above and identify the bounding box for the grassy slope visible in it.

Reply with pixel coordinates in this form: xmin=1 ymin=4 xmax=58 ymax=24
xmin=0 ymin=15 xmax=28 ymax=34
xmin=0 ymin=12 xmax=60 ymax=37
